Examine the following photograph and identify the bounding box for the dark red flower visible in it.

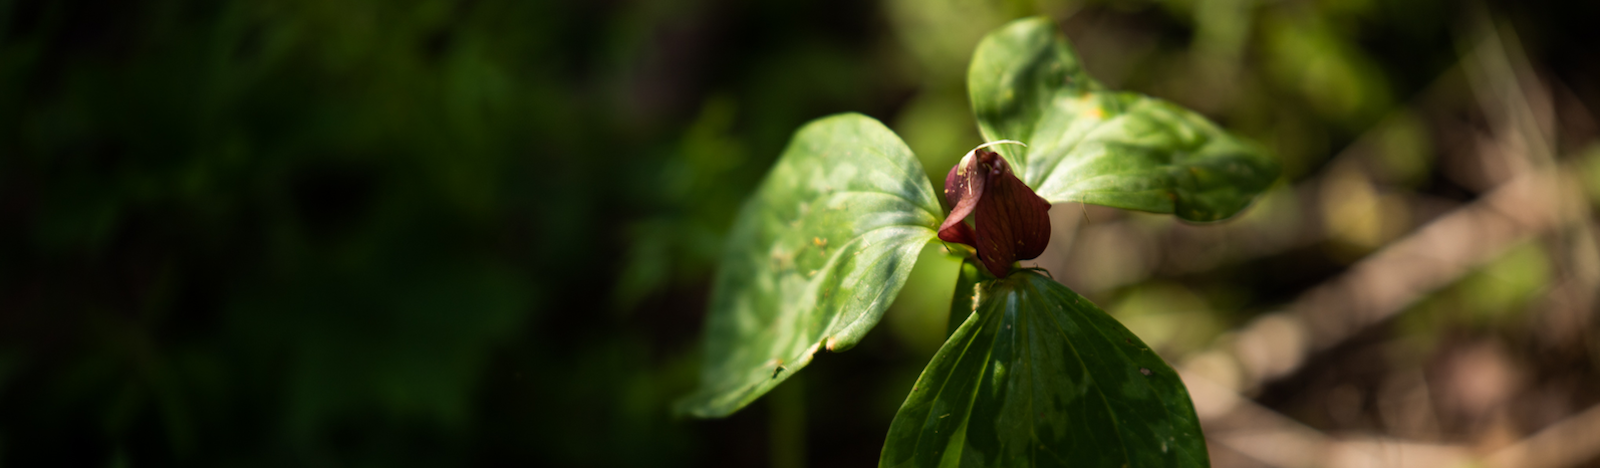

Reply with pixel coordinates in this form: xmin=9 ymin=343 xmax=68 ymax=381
xmin=938 ymin=145 xmax=1052 ymax=277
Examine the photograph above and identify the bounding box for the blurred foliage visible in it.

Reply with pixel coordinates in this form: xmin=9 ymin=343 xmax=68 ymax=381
xmin=1110 ymin=281 xmax=1224 ymax=359
xmin=1402 ymin=241 xmax=1552 ymax=338
xmin=1583 ymin=144 xmax=1600 ymax=207
xmin=1 ymin=0 xmax=1597 ymax=466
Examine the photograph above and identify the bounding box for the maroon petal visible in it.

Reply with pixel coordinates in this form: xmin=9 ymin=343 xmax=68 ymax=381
xmin=939 ymin=221 xmax=977 ymax=248
xmin=970 ymin=150 xmax=1051 ymax=277
xmin=937 ymin=151 xmax=985 ymax=245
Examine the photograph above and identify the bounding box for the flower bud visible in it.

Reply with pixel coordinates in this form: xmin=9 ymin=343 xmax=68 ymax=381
xmin=937 ymin=145 xmax=1051 ymax=277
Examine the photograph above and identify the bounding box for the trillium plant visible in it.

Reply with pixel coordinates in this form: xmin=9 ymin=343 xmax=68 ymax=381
xmin=677 ymin=18 xmax=1279 ymax=467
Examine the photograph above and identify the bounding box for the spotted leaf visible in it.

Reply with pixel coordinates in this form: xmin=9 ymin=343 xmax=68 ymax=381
xmin=969 ymin=17 xmax=1278 ymax=222
xmin=881 ymin=270 xmax=1208 ymax=467
xmin=676 ymin=113 xmax=943 ymax=418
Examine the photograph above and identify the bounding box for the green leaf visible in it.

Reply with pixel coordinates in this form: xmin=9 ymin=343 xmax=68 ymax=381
xmin=676 ymin=113 xmax=944 ymax=418
xmin=968 ymin=17 xmax=1279 ymax=222
xmin=881 ymin=271 xmax=1208 ymax=468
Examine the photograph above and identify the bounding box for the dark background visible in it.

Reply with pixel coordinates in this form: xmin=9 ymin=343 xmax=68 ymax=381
xmin=3 ymin=0 xmax=1599 ymax=466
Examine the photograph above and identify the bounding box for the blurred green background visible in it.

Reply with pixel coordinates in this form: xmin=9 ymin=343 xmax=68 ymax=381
xmin=3 ymin=0 xmax=1599 ymax=467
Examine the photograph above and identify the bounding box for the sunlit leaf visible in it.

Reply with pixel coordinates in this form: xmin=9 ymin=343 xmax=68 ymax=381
xmin=969 ymin=17 xmax=1279 ymax=222
xmin=676 ymin=113 xmax=943 ymax=418
xmin=881 ymin=271 xmax=1208 ymax=468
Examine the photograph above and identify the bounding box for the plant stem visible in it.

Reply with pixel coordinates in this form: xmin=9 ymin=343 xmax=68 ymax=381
xmin=769 ymin=376 xmax=806 ymax=468
xmin=947 ymin=258 xmax=983 ymax=338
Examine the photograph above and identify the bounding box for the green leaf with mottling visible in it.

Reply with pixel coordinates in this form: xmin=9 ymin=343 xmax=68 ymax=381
xmin=969 ymin=17 xmax=1278 ymax=222
xmin=881 ymin=271 xmax=1208 ymax=468
xmin=676 ymin=113 xmax=943 ymax=418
